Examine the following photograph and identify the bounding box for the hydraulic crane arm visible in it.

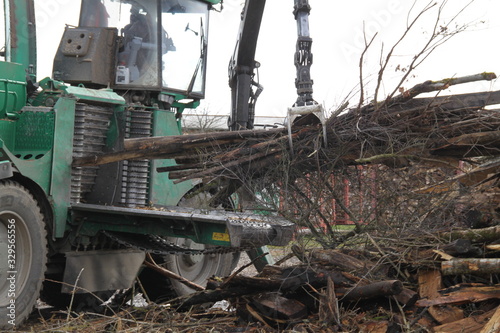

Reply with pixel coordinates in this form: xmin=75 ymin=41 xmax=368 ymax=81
xmin=3 ymin=0 xmax=37 ymax=79
xmin=2 ymin=0 xmax=38 ymax=89
xmin=288 ymin=0 xmax=327 ymax=150
xmin=227 ymin=0 xmax=266 ymax=131
xmin=228 ymin=0 xmax=320 ymax=132
xmin=293 ymin=0 xmax=315 ymax=107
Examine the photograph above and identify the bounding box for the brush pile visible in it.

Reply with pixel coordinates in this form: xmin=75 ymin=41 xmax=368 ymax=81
xmin=74 ymin=72 xmax=500 ymax=190
xmin=66 ymin=73 xmax=500 ymax=332
xmin=162 ymin=223 xmax=500 ymax=332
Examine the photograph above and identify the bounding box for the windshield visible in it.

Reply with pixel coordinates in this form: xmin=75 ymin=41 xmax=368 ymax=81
xmin=79 ymin=0 xmax=209 ymax=96
xmin=161 ymin=0 xmax=209 ymax=95
xmin=80 ymin=0 xmax=159 ymax=87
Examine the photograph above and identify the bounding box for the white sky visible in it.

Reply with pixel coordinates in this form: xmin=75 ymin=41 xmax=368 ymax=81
xmin=205 ymin=0 xmax=500 ymax=117
xmin=5 ymin=0 xmax=500 ymax=119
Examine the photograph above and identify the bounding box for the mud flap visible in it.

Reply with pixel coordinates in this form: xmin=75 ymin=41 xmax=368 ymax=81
xmin=62 ymin=249 xmax=145 ymax=293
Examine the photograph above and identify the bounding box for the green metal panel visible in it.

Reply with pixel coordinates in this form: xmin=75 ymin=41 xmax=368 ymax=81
xmin=50 ymin=97 xmax=77 ymax=238
xmin=14 ymin=109 xmax=54 ymax=154
xmin=36 ymin=78 xmax=126 ymax=106
xmin=149 ymin=108 xmax=194 ymax=206
xmin=0 ymin=62 xmax=27 ymax=117
xmin=63 ymin=85 xmax=126 ymax=105
xmin=73 ymin=204 xmax=232 ymax=246
xmin=0 ymin=119 xmax=16 ymax=148
xmin=0 ymin=136 xmax=53 ymax=192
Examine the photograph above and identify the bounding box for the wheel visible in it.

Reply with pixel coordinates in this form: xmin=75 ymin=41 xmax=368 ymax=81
xmin=166 ymin=190 xmax=240 ymax=296
xmin=0 ymin=180 xmax=47 ymax=329
xmin=138 ymin=189 xmax=240 ymax=301
xmin=164 ymin=237 xmax=239 ymax=296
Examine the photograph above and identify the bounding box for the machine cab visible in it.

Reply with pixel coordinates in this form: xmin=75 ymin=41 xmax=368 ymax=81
xmin=53 ymin=0 xmax=213 ymax=101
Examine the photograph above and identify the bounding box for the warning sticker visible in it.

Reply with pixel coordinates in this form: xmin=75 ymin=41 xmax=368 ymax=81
xmin=212 ymin=232 xmax=230 ymax=242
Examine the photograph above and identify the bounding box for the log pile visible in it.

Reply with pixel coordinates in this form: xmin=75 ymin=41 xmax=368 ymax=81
xmin=165 ymin=226 xmax=500 ymax=332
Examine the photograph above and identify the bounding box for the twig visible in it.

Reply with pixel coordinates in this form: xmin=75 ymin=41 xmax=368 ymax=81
xmin=67 ymin=268 xmax=84 ymax=321
xmin=366 ymin=233 xmax=408 ymax=280
xmin=220 ymin=251 xmax=270 ymax=288
xmin=135 ymin=276 xmax=152 ymax=304
xmin=145 ymin=253 xmax=205 ymax=291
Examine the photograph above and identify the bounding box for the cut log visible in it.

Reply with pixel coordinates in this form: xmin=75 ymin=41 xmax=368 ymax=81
xmin=441 ymin=226 xmax=500 ymax=243
xmin=486 ymin=244 xmax=500 ymax=251
xmin=224 ymin=265 xmax=357 ymax=291
xmin=72 ymin=128 xmax=284 ymax=167
xmin=441 ymin=259 xmax=500 ymax=276
xmin=431 ymin=131 xmax=500 ymax=157
xmin=390 ymin=90 xmax=500 ymax=114
xmin=307 ymin=249 xmax=372 ymax=274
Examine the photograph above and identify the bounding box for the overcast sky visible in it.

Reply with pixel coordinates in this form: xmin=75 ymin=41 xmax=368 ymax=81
xmin=7 ymin=0 xmax=500 ymax=119
xmin=205 ymin=0 xmax=500 ymax=118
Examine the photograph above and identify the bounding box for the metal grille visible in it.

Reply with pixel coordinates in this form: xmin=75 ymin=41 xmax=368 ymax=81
xmin=121 ymin=107 xmax=152 ymax=207
xmin=71 ymin=103 xmax=114 ymax=203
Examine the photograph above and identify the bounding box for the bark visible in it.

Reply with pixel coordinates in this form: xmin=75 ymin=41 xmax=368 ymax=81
xmin=393 ymin=288 xmax=418 ymax=307
xmin=441 ymin=258 xmax=500 ymax=276
xmin=433 ymin=308 xmax=497 ymax=333
xmin=479 ymin=305 xmax=500 ymax=333
xmin=336 ymin=280 xmax=403 ymax=301
xmin=71 ymin=74 xmax=500 ymax=185
xmin=418 ymin=269 xmax=442 ymax=299
xmin=416 ymin=284 xmax=500 ymax=307
xmin=319 ymin=277 xmax=341 ymax=326
xmin=441 ymin=226 xmax=500 ymax=243
xmin=222 ymin=266 xmax=357 ymax=291
xmin=249 ymin=293 xmax=307 ymax=322
xmin=428 ymin=306 xmax=464 ymax=325
xmin=306 ymin=249 xmax=372 ymax=274
xmin=72 ymin=128 xmax=284 ymax=167
xmin=375 ymin=73 xmax=496 ymax=108
xmin=441 ymin=239 xmax=475 ymax=256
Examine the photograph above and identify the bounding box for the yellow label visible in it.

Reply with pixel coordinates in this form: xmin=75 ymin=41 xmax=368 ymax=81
xmin=212 ymin=231 xmax=230 ymax=242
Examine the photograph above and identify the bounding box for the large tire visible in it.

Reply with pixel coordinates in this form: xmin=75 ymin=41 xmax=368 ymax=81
xmin=0 ymin=180 xmax=47 ymax=330
xmin=167 ymin=191 xmax=240 ymax=296
xmin=164 ymin=238 xmax=239 ymax=296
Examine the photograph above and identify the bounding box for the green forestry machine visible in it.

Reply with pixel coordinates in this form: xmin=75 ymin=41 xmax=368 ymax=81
xmin=0 ymin=0 xmax=294 ymax=328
